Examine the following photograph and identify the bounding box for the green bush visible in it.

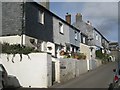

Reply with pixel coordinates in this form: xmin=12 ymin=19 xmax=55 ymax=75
xmin=96 ymin=50 xmax=103 ymax=59
xmin=1 ymin=43 xmax=38 ymax=55
xmin=95 ymin=49 xmax=109 ymax=61
xmin=1 ymin=43 xmax=39 ymax=62
xmin=69 ymin=52 xmax=86 ymax=60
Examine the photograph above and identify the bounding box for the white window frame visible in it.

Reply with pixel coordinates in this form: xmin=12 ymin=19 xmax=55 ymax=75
xmin=59 ymin=22 xmax=64 ymax=34
xmin=0 ymin=65 xmax=3 ymax=72
xmin=38 ymin=10 xmax=44 ymax=24
xmin=75 ymin=31 xmax=77 ymax=40
xmin=96 ymin=34 xmax=98 ymax=40
xmin=83 ymin=37 xmax=86 ymax=44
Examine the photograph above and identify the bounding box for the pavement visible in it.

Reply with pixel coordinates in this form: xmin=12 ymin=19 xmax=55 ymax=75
xmin=50 ymin=62 xmax=117 ymax=88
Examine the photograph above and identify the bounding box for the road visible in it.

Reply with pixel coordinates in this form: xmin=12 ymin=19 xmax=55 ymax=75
xmin=51 ymin=62 xmax=117 ymax=88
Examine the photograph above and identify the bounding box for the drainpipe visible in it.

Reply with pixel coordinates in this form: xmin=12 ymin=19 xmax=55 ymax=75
xmin=21 ymin=0 xmax=25 ymax=46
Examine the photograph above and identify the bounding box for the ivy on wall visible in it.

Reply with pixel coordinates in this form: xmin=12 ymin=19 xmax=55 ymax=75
xmin=1 ymin=43 xmax=39 ymax=63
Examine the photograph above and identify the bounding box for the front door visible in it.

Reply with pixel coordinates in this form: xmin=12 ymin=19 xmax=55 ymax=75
xmin=52 ymin=62 xmax=55 ymax=85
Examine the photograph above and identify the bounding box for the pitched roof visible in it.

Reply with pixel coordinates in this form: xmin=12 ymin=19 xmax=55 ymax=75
xmin=31 ymin=2 xmax=81 ymax=32
xmin=93 ymin=27 xmax=109 ymax=43
xmin=73 ymin=21 xmax=89 ymax=36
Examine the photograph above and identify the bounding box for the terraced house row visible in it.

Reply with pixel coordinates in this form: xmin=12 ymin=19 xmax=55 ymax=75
xmin=0 ymin=1 xmax=110 ymax=61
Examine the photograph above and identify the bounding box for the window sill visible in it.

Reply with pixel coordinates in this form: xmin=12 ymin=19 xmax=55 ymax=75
xmin=38 ymin=22 xmax=44 ymax=25
xmin=59 ymin=32 xmax=64 ymax=35
xmin=75 ymin=39 xmax=78 ymax=41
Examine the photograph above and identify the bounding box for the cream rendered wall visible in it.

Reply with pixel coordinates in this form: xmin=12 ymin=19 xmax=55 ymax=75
xmin=75 ymin=60 xmax=87 ymax=77
xmin=53 ymin=58 xmax=88 ymax=83
xmin=59 ymin=59 xmax=76 ymax=83
xmin=80 ymin=43 xmax=91 ymax=61
xmin=22 ymin=34 xmax=37 ymax=48
xmin=59 ymin=58 xmax=88 ymax=83
xmin=80 ymin=43 xmax=98 ymax=71
xmin=0 ymin=35 xmax=37 ymax=47
xmin=0 ymin=35 xmax=39 ymax=50
xmin=0 ymin=35 xmax=21 ymax=44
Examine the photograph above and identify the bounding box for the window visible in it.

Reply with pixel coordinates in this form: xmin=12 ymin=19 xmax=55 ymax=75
xmin=83 ymin=37 xmax=86 ymax=44
xmin=0 ymin=65 xmax=3 ymax=72
xmin=75 ymin=31 xmax=77 ymax=40
xmin=81 ymin=34 xmax=86 ymax=44
xmin=0 ymin=64 xmax=6 ymax=73
xmin=96 ymin=34 xmax=98 ymax=40
xmin=59 ymin=22 xmax=64 ymax=34
xmin=38 ymin=10 xmax=44 ymax=24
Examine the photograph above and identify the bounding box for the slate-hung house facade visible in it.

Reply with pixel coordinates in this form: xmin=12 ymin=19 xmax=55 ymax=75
xmin=73 ymin=13 xmax=88 ymax=45
xmin=1 ymin=2 xmax=81 ymax=58
xmin=73 ymin=13 xmax=104 ymax=49
xmin=1 ymin=1 xmax=109 ymax=59
xmin=1 ymin=2 xmax=54 ymax=55
xmin=86 ymin=21 xmax=109 ymax=53
xmin=101 ymin=34 xmax=109 ymax=54
xmin=53 ymin=15 xmax=80 ymax=58
xmin=73 ymin=13 xmax=109 ymax=60
xmin=26 ymin=2 xmax=81 ymax=57
xmin=73 ymin=13 xmax=94 ymax=61
xmin=25 ymin=2 xmax=55 ymax=55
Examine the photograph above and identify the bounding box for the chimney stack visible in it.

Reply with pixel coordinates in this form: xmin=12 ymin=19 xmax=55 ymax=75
xmin=65 ymin=13 xmax=71 ymax=24
xmin=76 ymin=13 xmax=82 ymax=22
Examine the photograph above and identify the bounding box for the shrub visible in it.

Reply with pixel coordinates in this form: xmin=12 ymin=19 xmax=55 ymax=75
xmin=71 ymin=52 xmax=86 ymax=60
xmin=95 ymin=49 xmax=109 ymax=61
xmin=1 ymin=43 xmax=39 ymax=62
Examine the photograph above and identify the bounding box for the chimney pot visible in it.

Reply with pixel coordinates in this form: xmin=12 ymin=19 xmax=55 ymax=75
xmin=65 ymin=13 xmax=71 ymax=24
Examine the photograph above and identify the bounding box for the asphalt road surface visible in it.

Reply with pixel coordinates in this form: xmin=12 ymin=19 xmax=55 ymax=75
xmin=51 ymin=62 xmax=117 ymax=88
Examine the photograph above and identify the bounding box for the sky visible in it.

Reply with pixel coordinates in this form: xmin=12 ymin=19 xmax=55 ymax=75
xmin=50 ymin=1 xmax=119 ymax=42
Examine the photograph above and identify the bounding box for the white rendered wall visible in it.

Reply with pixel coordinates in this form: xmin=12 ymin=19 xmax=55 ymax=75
xmin=0 ymin=35 xmax=21 ymax=44
xmin=80 ymin=43 xmax=91 ymax=61
xmin=52 ymin=57 xmax=60 ymax=83
xmin=47 ymin=42 xmax=55 ymax=56
xmin=0 ymin=53 xmax=52 ymax=88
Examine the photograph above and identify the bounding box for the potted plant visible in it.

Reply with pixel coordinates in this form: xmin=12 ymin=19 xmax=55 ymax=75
xmin=60 ymin=50 xmax=65 ymax=56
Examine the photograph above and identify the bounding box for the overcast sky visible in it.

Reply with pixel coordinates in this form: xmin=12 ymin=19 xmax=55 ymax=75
xmin=50 ymin=1 xmax=118 ymax=42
